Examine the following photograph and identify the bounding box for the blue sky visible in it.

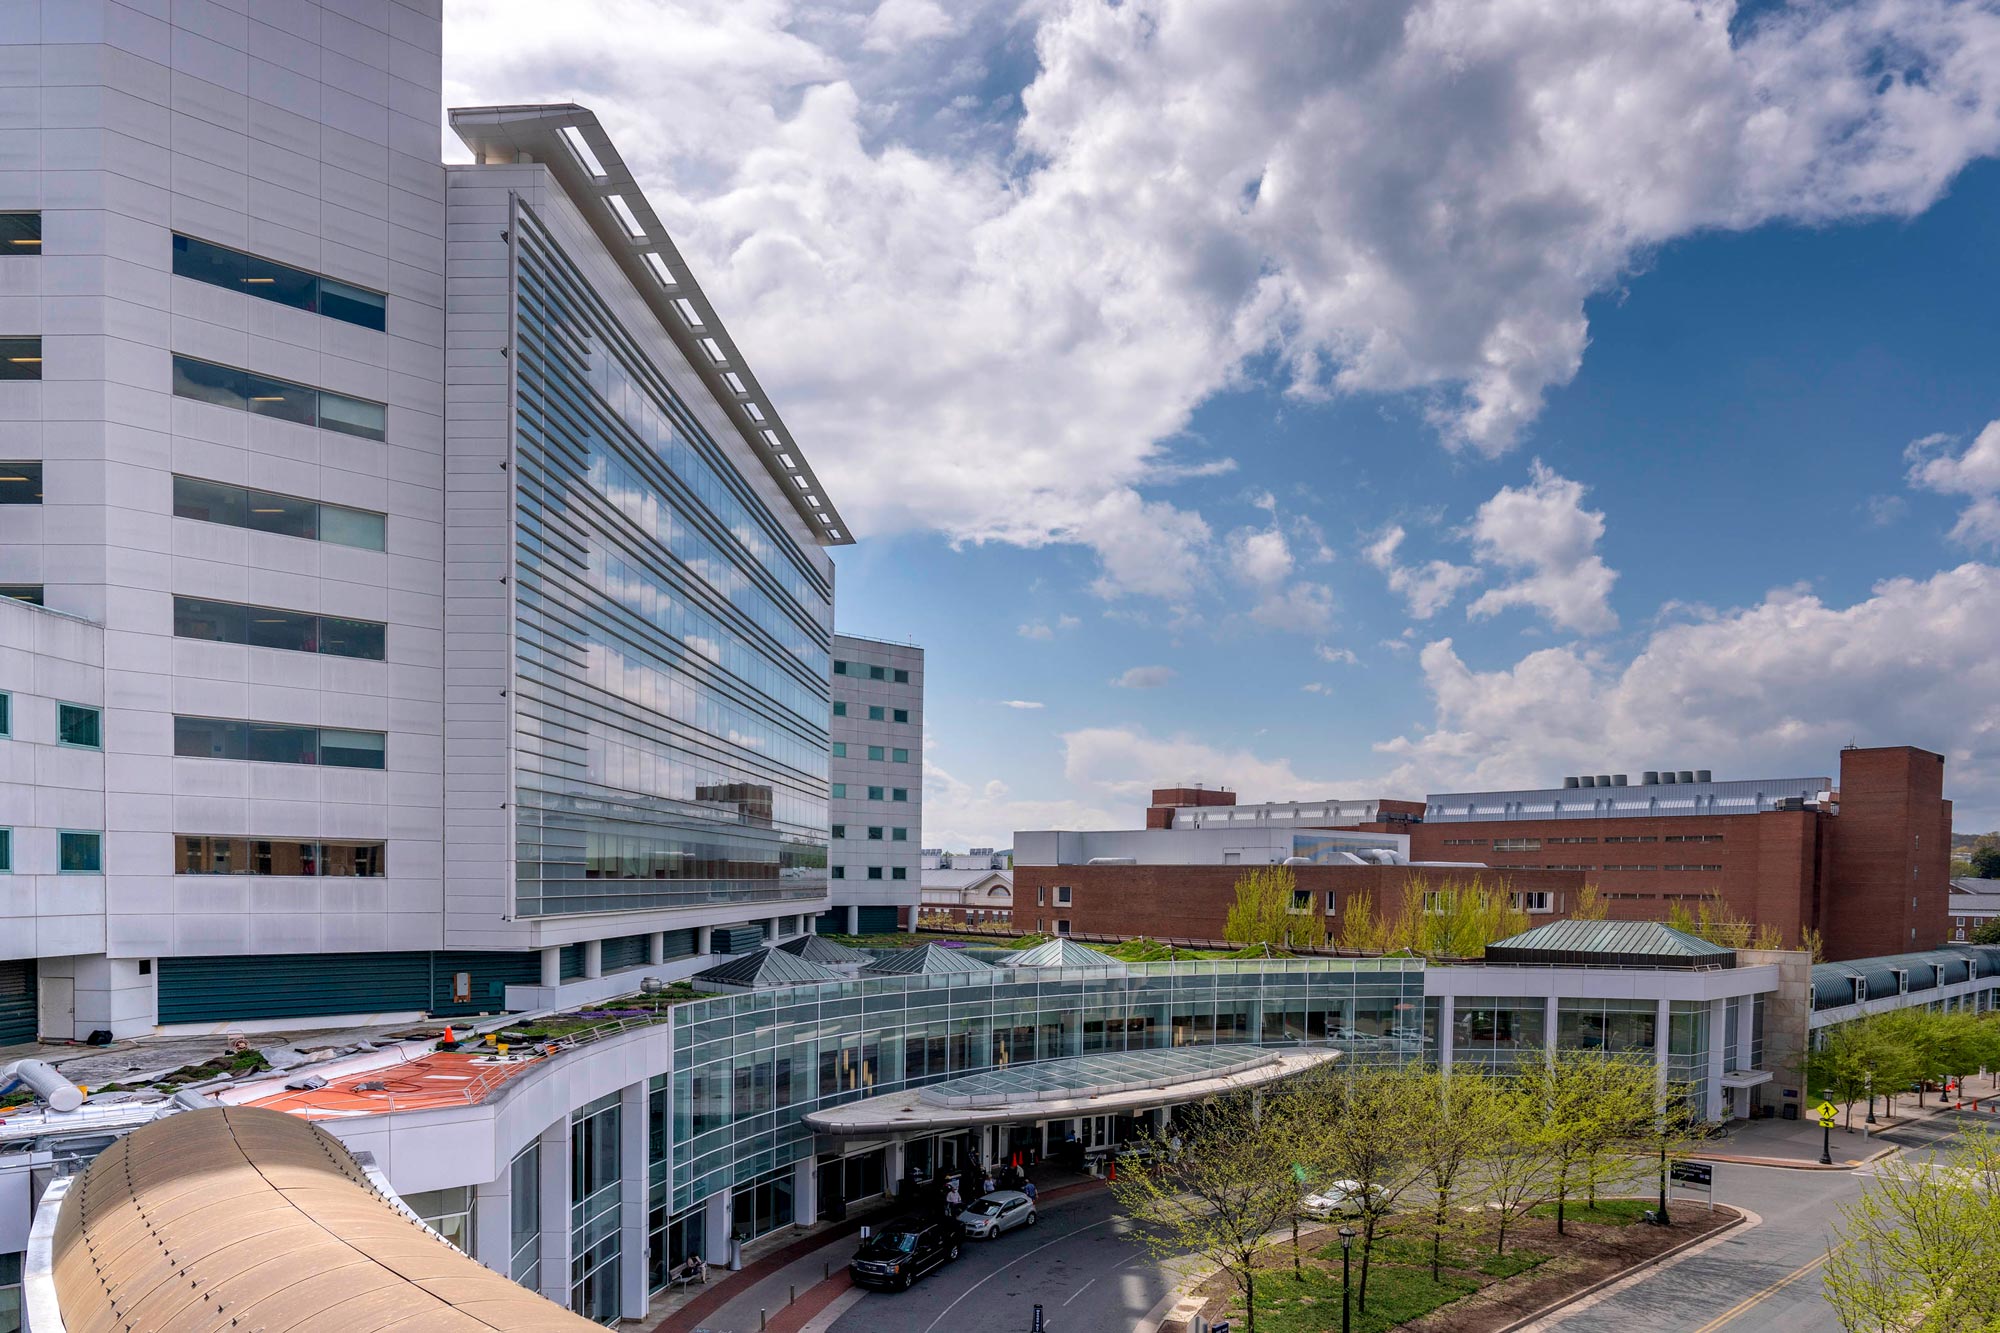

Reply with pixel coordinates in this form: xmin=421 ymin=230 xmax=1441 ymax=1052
xmin=446 ymin=0 xmax=2000 ymax=844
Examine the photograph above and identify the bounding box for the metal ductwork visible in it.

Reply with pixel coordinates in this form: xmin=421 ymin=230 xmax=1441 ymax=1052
xmin=1678 ymin=770 xmax=1695 ymax=783
xmin=1696 ymin=769 xmax=1712 ymax=783
xmin=1642 ymin=771 xmax=1660 ymax=785
xmin=0 ymin=1058 xmax=85 ymax=1112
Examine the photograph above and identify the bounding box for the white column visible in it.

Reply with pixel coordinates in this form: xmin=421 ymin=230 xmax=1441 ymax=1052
xmin=703 ymin=1190 xmax=731 ymax=1266
xmin=473 ymin=1173 xmax=514 ymax=1275
xmin=845 ymin=905 xmax=859 ymax=934
xmin=1437 ymin=994 xmax=1455 ymax=1073
xmin=697 ymin=925 xmax=714 ymax=956
xmin=537 ymin=1119 xmax=572 ymax=1309
xmin=648 ymin=932 xmax=665 ymax=966
xmin=885 ymin=1140 xmax=907 ymax=1203
xmin=618 ymin=1081 xmax=649 ymax=1318
xmin=1544 ymin=988 xmax=1560 ymax=1061
xmin=583 ymin=939 xmax=603 ymax=980
xmin=1653 ymin=998 xmax=1673 ymax=1105
xmin=1706 ymin=998 xmax=1728 ymax=1122
xmin=1737 ymin=995 xmax=1757 ymax=1066
xmin=793 ymin=1154 xmax=818 ymax=1226
xmin=540 ymin=946 xmax=562 ymax=988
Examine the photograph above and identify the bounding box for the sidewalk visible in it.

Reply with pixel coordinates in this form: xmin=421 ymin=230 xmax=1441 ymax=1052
xmin=648 ymin=1176 xmax=1107 ymax=1333
xmin=1693 ymin=1084 xmax=2000 ymax=1170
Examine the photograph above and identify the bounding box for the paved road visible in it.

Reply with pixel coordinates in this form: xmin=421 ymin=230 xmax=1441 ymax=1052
xmin=1537 ymin=1109 xmax=1981 ymax=1333
xmin=826 ymin=1188 xmax=1169 ymax=1333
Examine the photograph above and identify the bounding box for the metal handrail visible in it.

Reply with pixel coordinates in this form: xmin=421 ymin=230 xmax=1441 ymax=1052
xmin=453 ymin=1008 xmax=682 ymax=1104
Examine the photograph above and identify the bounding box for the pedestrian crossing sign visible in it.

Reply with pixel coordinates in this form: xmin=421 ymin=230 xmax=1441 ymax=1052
xmin=1816 ymin=1101 xmax=1838 ymax=1128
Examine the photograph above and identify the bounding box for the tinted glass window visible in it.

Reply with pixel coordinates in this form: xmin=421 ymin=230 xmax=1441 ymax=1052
xmin=175 ymin=715 xmax=246 ymax=760
xmin=317 ymin=391 xmax=386 ymax=440
xmin=243 ymin=487 xmax=318 ymax=540
xmin=172 ymin=355 xmax=247 ymax=410
xmin=171 ymin=234 xmax=387 ymax=332
xmin=0 ymin=461 xmax=41 ymax=504
xmin=0 ymin=585 xmax=45 ymax=605
xmin=319 ymin=616 xmax=386 ymax=660
xmin=57 ymin=704 xmax=100 ymax=748
xmin=0 ymin=336 xmax=41 ymax=380
xmin=320 ymin=728 xmax=386 ymax=769
xmin=243 ymin=370 xmax=315 ymax=426
xmin=239 ymin=249 xmax=316 ymax=310
xmin=59 ymin=831 xmax=101 ymax=873
xmin=243 ymin=606 xmax=317 ymax=653
xmin=0 ymin=212 xmax=41 ymax=249
xmin=173 ymin=596 xmax=250 ymax=644
xmin=0 ymin=692 xmax=8 ymax=735
xmin=0 ymin=827 xmax=10 ymax=872
xmin=319 ymin=277 xmax=386 ymax=331
xmin=173 ymin=233 xmax=247 ymax=287
xmin=316 ymin=503 xmax=385 ymax=550
xmin=893 ymin=669 xmax=909 ymax=683
xmin=172 ymin=475 xmax=245 ymax=526
xmin=247 ymin=723 xmax=316 ymax=765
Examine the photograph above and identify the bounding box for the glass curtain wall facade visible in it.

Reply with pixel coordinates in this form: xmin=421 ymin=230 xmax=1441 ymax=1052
xmin=510 ymin=1142 xmax=542 ymax=1290
xmin=663 ymin=959 xmax=1428 ymax=1219
xmin=569 ymin=1092 xmax=623 ymax=1322
xmin=511 ymin=209 xmax=832 ymax=919
xmin=1450 ymin=995 xmax=1548 ymax=1069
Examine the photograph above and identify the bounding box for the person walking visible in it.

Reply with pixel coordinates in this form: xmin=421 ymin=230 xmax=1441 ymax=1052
xmin=1021 ymin=1178 xmax=1037 ymax=1204
xmin=945 ymin=1178 xmax=962 ymax=1213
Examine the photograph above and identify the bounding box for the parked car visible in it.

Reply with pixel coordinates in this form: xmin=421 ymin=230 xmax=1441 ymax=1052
xmin=958 ymin=1189 xmax=1037 ymax=1239
xmin=849 ymin=1216 xmax=964 ymax=1290
xmin=1300 ymin=1180 xmax=1388 ymax=1220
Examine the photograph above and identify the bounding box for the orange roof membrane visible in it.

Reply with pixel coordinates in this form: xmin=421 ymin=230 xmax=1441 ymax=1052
xmin=244 ymin=1050 xmax=544 ymax=1120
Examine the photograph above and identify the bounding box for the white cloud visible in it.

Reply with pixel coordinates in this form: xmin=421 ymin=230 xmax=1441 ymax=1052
xmin=1112 ymin=665 xmax=1177 ymax=689
xmin=1000 ymin=699 xmax=1046 ymax=710
xmin=1907 ymin=422 xmax=2000 ymax=548
xmin=1374 ymin=564 xmax=2000 ymax=824
xmin=1017 ymin=614 xmax=1080 ymax=641
xmin=1062 ymin=725 xmax=1339 ymax=802
xmin=1246 ymin=579 xmax=1337 ymax=633
xmin=924 ymin=758 xmax=1120 ymax=847
xmin=445 ymin=0 xmax=2000 ymax=596
xmin=1301 ymin=682 xmax=1335 ymax=695
xmin=1466 ymin=462 xmax=1619 ymax=634
xmin=1364 ymin=524 xmax=1481 ymax=620
xmin=1230 ymin=527 xmax=1294 ymax=586
xmin=1315 ymin=643 xmax=1359 ymax=665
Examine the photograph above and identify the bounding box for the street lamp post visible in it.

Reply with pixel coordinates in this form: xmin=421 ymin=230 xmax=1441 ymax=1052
xmin=1866 ymin=1072 xmax=1876 ymax=1125
xmin=1820 ymin=1119 xmax=1834 ymax=1166
xmin=1339 ymin=1226 xmax=1357 ymax=1333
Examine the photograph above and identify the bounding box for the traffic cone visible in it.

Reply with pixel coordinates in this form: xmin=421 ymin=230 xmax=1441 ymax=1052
xmin=443 ymin=1025 xmax=455 ymax=1044
xmin=1107 ymin=1159 xmax=1116 ymax=1183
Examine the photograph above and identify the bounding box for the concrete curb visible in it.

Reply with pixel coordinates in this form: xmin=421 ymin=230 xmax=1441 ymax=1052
xmin=1692 ymin=1147 xmax=1895 ymax=1171
xmin=1491 ymin=1206 xmax=1749 ymax=1333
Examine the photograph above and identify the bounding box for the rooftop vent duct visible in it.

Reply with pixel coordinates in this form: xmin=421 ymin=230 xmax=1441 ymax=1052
xmin=1580 ymin=775 xmax=1596 ymax=787
xmin=1613 ymin=774 xmax=1628 ymax=786
xmin=1642 ymin=771 xmax=1660 ymax=785
xmin=1696 ymin=769 xmax=1712 ymax=783
xmin=1660 ymin=770 xmax=1678 ymax=783
xmin=1564 ymin=776 xmax=1580 ymax=789
xmin=1678 ymin=771 xmax=1695 ymax=784
xmin=1596 ymin=774 xmax=1612 ymax=787
xmin=0 ymin=1058 xmax=84 ymax=1113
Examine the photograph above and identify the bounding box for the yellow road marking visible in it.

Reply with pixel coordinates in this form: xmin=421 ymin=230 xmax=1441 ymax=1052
xmin=1687 ymin=1252 xmax=1831 ymax=1333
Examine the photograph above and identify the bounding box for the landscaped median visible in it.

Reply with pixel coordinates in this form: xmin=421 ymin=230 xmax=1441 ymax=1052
xmin=1178 ymin=1200 xmax=1741 ymax=1333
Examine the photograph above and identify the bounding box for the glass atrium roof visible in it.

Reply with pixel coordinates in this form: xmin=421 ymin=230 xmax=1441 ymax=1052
xmin=920 ymin=1045 xmax=1277 ymax=1109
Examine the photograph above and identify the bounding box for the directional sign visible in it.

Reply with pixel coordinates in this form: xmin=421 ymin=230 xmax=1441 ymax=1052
xmin=1816 ymin=1101 xmax=1839 ymax=1128
xmin=1669 ymin=1161 xmax=1713 ymax=1187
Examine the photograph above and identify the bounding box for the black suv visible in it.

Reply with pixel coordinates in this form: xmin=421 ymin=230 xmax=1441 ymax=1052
xmin=848 ymin=1215 xmax=963 ymax=1291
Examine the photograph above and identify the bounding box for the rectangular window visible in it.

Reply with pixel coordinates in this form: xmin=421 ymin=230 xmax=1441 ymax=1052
xmin=832 ymin=702 xmax=847 ymax=716
xmin=1054 ymin=885 xmax=1072 ymax=906
xmin=57 ymin=703 xmax=101 ymax=749
xmin=865 ymin=866 xmax=882 ymax=880
xmin=172 ymin=355 xmax=387 ymax=441
xmin=891 ymin=866 xmax=907 ymax=880
xmin=830 ymin=824 xmax=845 ymax=839
xmin=867 ymin=826 xmax=883 ymax=840
xmin=833 ymin=660 xmax=848 ymax=675
xmin=173 ymin=595 xmax=386 ymax=660
xmin=893 ymin=708 xmax=909 ymax=723
xmin=0 ymin=336 xmax=41 ymax=380
xmin=867 ymin=786 xmax=884 ymax=800
xmin=176 ymin=836 xmax=385 ymax=876
xmin=868 ymin=705 xmax=885 ymax=721
xmin=0 ymin=827 xmax=10 ymax=872
xmin=867 ymin=745 xmax=885 ymax=761
xmin=173 ymin=475 xmax=386 ymax=550
xmin=1326 ymin=890 xmax=1339 ymax=913
xmin=1493 ymin=838 xmax=1541 ymax=852
xmin=0 ymin=212 xmax=41 ymax=249
xmin=893 ymin=669 xmax=909 ymax=684
xmin=0 ymin=460 xmax=41 ymax=504
xmin=830 ymin=865 xmax=844 ymax=879
xmin=1037 ymin=887 xmax=1046 ymax=905
xmin=831 ymin=742 xmax=846 ymax=757
xmin=831 ymin=783 xmax=846 ymax=799
xmin=1513 ymin=890 xmax=1553 ymax=913
xmin=172 ymin=234 xmax=386 ymax=331
xmin=0 ymin=585 xmax=42 ymax=605
xmin=172 ymin=716 xmax=386 ymax=769
xmin=869 ymin=666 xmax=885 ymax=680
xmin=59 ymin=830 xmax=102 ymax=873
xmin=0 ymin=691 xmax=8 ymax=736
xmin=891 ymin=787 xmax=908 ymax=802
xmin=892 ymin=748 xmax=909 ymax=763
xmin=1055 ymin=919 xmax=1071 ymax=936
xmin=891 ymin=828 xmax=907 ymax=842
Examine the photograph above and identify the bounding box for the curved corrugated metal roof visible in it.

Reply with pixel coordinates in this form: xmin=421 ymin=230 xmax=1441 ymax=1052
xmin=52 ymin=1104 xmax=598 ymax=1333
xmin=860 ymin=943 xmax=998 ymax=977
xmin=695 ymin=947 xmax=845 ymax=988
xmin=1809 ymin=946 xmax=2000 ymax=1010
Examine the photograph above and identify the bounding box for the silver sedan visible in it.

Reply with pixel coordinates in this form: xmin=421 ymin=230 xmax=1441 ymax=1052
xmin=956 ymin=1190 xmax=1037 ymax=1239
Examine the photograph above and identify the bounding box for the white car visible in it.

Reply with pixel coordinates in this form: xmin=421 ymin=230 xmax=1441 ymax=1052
xmin=1300 ymin=1181 xmax=1387 ymax=1220
xmin=957 ymin=1190 xmax=1037 ymax=1239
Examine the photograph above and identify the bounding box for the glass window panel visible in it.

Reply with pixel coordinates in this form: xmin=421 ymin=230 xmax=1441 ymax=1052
xmin=0 ymin=461 xmax=41 ymax=504
xmin=317 ymin=391 xmax=387 ymax=440
xmin=171 ymin=355 xmax=248 ymax=410
xmin=318 ymin=277 xmax=386 ymax=331
xmin=173 ymin=234 xmax=248 ymax=288
xmin=242 ymin=371 xmax=315 ymax=426
xmin=317 ymin=503 xmax=385 ymax=550
xmin=59 ymin=831 xmax=102 ymax=872
xmin=57 ymin=704 xmax=100 ymax=748
xmin=173 ymin=596 xmax=250 ymax=645
xmin=239 ymin=250 xmax=315 ymax=309
xmin=0 ymin=336 xmax=42 ymax=380
xmin=242 ymin=607 xmax=317 ymax=653
xmin=319 ymin=728 xmax=386 ymax=769
xmin=242 ymin=487 xmax=318 ymax=540
xmin=0 ymin=212 xmax=42 ymax=248
xmin=172 ymin=475 xmax=247 ymax=527
xmin=0 ymin=585 xmax=41 ymax=604
xmin=175 ymin=716 xmax=247 ymax=760
xmin=319 ymin=616 xmax=386 ymax=660
xmin=0 ymin=827 xmax=10 ymax=872
xmin=247 ymin=723 xmax=316 ymax=764
xmin=0 ymin=692 xmax=8 ymax=736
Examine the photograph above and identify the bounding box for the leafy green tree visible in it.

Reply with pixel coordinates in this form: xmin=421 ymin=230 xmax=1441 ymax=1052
xmin=1823 ymin=1125 xmax=2000 ymax=1329
xmin=1408 ymin=1066 xmax=1507 ymax=1279
xmin=1524 ymin=1051 xmax=1657 ymax=1235
xmin=1473 ymin=1076 xmax=1554 ymax=1255
xmin=1224 ymin=866 xmax=1325 ymax=950
xmin=1969 ymin=834 xmax=2000 ymax=879
xmin=1291 ymin=1062 xmax=1430 ymax=1313
xmin=1971 ymin=916 xmax=2000 ymax=946
xmin=1109 ymin=1093 xmax=1296 ymax=1333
